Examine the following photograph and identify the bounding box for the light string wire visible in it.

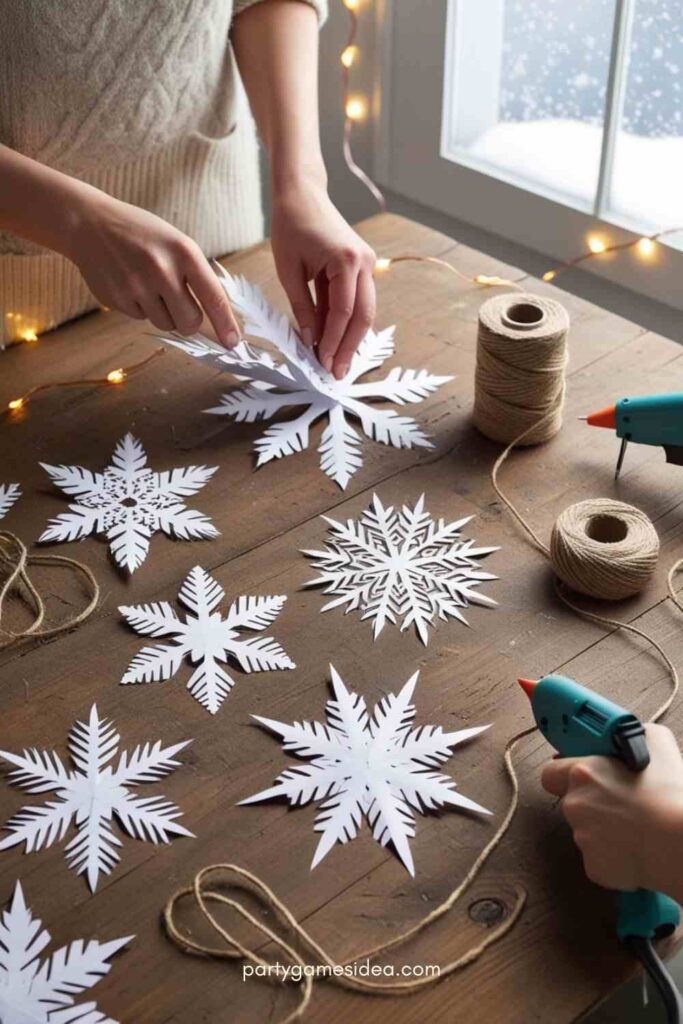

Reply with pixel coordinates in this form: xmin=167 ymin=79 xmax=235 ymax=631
xmin=3 ymin=346 xmax=164 ymax=417
xmin=341 ymin=0 xmax=386 ymax=211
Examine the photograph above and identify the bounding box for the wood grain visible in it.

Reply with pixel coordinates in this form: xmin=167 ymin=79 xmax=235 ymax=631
xmin=0 ymin=213 xmax=681 ymax=1024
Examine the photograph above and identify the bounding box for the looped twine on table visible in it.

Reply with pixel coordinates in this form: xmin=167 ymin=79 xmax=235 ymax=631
xmin=164 ymin=728 xmax=533 ymax=1024
xmin=474 ymin=293 xmax=570 ymax=446
xmin=0 ymin=531 xmax=99 ymax=648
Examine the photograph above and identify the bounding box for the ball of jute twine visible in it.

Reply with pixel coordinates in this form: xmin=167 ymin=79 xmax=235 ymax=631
xmin=474 ymin=293 xmax=570 ymax=446
xmin=550 ymin=499 xmax=660 ymax=600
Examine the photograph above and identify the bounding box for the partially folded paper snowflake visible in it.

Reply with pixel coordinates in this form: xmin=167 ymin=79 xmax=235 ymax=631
xmin=39 ymin=434 xmax=218 ymax=573
xmin=304 ymin=493 xmax=499 ymax=644
xmin=240 ymin=666 xmax=490 ymax=875
xmin=119 ymin=565 xmax=295 ymax=715
xmin=0 ymin=484 xmax=20 ymax=520
xmin=158 ymin=270 xmax=452 ymax=489
xmin=0 ymin=705 xmax=193 ymax=892
xmin=0 ymin=880 xmax=130 ymax=1024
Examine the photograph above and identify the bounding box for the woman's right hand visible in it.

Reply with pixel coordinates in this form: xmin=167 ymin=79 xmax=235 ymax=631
xmin=64 ymin=191 xmax=241 ymax=343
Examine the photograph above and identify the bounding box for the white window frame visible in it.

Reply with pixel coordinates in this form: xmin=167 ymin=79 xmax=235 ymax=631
xmin=372 ymin=0 xmax=683 ymax=312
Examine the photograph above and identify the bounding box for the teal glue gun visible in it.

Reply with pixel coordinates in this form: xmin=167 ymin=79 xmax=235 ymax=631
xmin=585 ymin=391 xmax=683 ymax=479
xmin=519 ymin=673 xmax=682 ymax=1021
xmin=519 ymin=673 xmax=680 ymax=941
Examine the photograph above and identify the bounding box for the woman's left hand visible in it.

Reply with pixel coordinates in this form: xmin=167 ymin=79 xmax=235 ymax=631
xmin=270 ymin=182 xmax=377 ymax=380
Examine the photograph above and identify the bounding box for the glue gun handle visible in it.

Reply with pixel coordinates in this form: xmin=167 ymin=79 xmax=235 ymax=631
xmin=616 ymin=889 xmax=680 ymax=943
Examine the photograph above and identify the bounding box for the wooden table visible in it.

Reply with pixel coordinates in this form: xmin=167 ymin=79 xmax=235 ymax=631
xmin=1 ymin=213 xmax=682 ymax=1024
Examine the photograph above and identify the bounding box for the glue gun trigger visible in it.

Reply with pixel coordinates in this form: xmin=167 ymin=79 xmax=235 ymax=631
xmin=664 ymin=445 xmax=683 ymax=468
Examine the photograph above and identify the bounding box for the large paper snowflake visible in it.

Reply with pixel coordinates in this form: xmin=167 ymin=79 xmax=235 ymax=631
xmin=0 ymin=880 xmax=130 ymax=1024
xmin=158 ymin=270 xmax=452 ymax=489
xmin=38 ymin=434 xmax=219 ymax=573
xmin=304 ymin=493 xmax=499 ymax=645
xmin=0 ymin=705 xmax=193 ymax=892
xmin=240 ymin=666 xmax=490 ymax=876
xmin=119 ymin=565 xmax=295 ymax=715
xmin=0 ymin=484 xmax=20 ymax=520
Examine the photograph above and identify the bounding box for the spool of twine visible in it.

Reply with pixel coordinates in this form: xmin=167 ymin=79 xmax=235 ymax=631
xmin=474 ymin=293 xmax=570 ymax=445
xmin=550 ymin=499 xmax=660 ymax=600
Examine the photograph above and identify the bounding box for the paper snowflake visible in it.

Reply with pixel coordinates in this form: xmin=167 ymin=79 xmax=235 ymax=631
xmin=0 ymin=880 xmax=130 ymax=1024
xmin=303 ymin=493 xmax=499 ymax=644
xmin=0 ymin=484 xmax=20 ymax=520
xmin=0 ymin=705 xmax=193 ymax=892
xmin=119 ymin=565 xmax=295 ymax=715
xmin=38 ymin=434 xmax=219 ymax=573
xmin=240 ymin=666 xmax=490 ymax=876
xmin=158 ymin=270 xmax=452 ymax=489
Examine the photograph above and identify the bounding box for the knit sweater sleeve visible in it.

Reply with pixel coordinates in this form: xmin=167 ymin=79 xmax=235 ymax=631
xmin=233 ymin=0 xmax=328 ymax=24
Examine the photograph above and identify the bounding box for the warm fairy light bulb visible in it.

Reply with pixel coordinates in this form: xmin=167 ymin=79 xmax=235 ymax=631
xmin=21 ymin=328 xmax=38 ymax=342
xmin=343 ymin=0 xmax=359 ymax=9
xmin=542 ymin=270 xmax=557 ymax=282
xmin=345 ymin=96 xmax=366 ymax=121
xmin=8 ymin=397 xmax=24 ymax=411
xmin=637 ymin=236 xmax=656 ymax=258
xmin=374 ymin=257 xmax=392 ymax=272
xmin=587 ymin=235 xmax=607 ymax=254
xmin=341 ymin=45 xmax=358 ymax=68
xmin=107 ymin=368 xmax=126 ymax=384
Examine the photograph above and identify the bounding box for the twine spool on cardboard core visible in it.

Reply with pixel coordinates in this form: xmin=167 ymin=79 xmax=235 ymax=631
xmin=550 ymin=499 xmax=660 ymax=600
xmin=474 ymin=293 xmax=570 ymax=445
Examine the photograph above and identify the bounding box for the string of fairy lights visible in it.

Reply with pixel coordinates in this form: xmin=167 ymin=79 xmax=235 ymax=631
xmin=5 ymin=348 xmax=163 ymax=418
xmin=339 ymin=0 xmax=681 ymax=286
xmin=2 ymin=0 xmax=679 ymax=417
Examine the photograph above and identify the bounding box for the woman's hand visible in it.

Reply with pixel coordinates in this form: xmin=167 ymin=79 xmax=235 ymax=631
xmin=542 ymin=724 xmax=683 ymax=901
xmin=65 ymin=191 xmax=241 ymax=343
xmin=271 ymin=182 xmax=377 ymax=380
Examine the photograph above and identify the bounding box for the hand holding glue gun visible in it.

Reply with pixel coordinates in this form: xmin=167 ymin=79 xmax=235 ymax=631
xmin=520 ymin=675 xmax=683 ymax=1021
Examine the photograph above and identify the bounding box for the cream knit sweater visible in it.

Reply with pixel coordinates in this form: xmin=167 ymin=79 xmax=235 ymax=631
xmin=0 ymin=0 xmax=326 ymax=347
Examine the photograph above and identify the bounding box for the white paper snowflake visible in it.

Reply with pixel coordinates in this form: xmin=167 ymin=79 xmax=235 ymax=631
xmin=0 ymin=880 xmax=130 ymax=1024
xmin=158 ymin=270 xmax=453 ymax=489
xmin=240 ymin=665 xmax=490 ymax=876
xmin=0 ymin=484 xmax=20 ymax=521
xmin=303 ymin=493 xmax=499 ymax=645
xmin=38 ymin=434 xmax=219 ymax=573
xmin=0 ymin=705 xmax=193 ymax=892
xmin=119 ymin=565 xmax=295 ymax=715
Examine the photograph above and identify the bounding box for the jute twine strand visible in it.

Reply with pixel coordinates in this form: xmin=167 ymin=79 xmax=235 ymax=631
xmin=0 ymin=532 xmax=99 ymax=648
xmin=164 ymin=723 xmax=532 ymax=1022
xmin=473 ymin=293 xmax=570 ymax=446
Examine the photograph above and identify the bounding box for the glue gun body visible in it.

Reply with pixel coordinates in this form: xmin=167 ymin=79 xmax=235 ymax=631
xmin=519 ymin=674 xmax=681 ymax=942
xmin=586 ymin=392 xmax=683 ymax=478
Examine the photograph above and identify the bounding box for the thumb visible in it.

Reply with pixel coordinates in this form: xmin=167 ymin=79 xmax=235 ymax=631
xmin=280 ymin=264 xmax=317 ymax=347
xmin=541 ymin=757 xmax=584 ymax=798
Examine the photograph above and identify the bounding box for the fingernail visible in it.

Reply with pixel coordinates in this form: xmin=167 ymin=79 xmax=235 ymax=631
xmin=225 ymin=330 xmax=240 ymax=349
xmin=302 ymin=327 xmax=313 ymax=347
xmin=321 ymin=353 xmax=333 ymax=372
xmin=336 ymin=362 xmax=349 ymax=380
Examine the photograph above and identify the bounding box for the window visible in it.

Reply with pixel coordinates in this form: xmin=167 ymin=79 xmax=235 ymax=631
xmin=442 ymin=0 xmax=683 ymax=237
xmin=376 ymin=0 xmax=683 ymax=310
